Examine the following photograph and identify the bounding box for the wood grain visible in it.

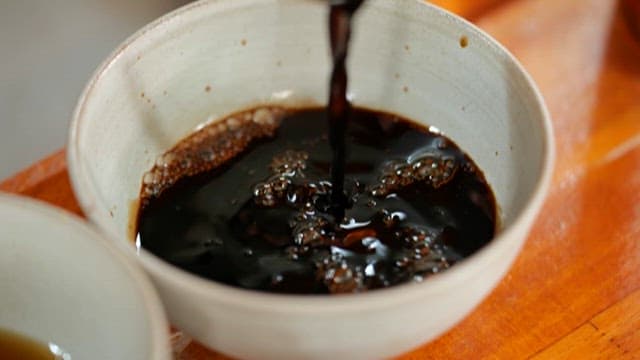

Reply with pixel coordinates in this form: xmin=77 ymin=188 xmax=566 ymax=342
xmin=1 ymin=0 xmax=639 ymax=359
xmin=0 ymin=150 xmax=82 ymax=216
xmin=404 ymin=0 xmax=640 ymax=358
xmin=429 ymin=0 xmax=513 ymax=20
xmin=533 ymin=288 xmax=640 ymax=359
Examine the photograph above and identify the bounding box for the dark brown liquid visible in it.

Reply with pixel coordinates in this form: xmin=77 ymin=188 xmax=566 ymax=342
xmin=327 ymin=0 xmax=364 ymax=219
xmin=0 ymin=328 xmax=60 ymax=360
xmin=137 ymin=107 xmax=496 ymax=294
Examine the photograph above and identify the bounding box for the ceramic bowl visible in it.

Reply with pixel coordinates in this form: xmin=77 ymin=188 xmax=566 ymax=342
xmin=68 ymin=0 xmax=554 ymax=359
xmin=0 ymin=193 xmax=171 ymax=359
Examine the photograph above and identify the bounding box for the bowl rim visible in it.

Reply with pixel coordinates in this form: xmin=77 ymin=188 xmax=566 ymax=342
xmin=67 ymin=0 xmax=555 ymax=313
xmin=0 ymin=192 xmax=172 ymax=359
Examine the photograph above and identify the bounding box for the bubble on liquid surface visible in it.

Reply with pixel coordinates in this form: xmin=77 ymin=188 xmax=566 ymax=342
xmin=370 ymin=153 xmax=458 ymax=197
xmin=292 ymin=215 xmax=330 ymax=246
xmin=253 ymin=149 xmax=309 ymax=207
xmin=316 ymin=255 xmax=365 ymax=294
xmin=246 ymin=145 xmax=465 ymax=293
xmin=140 ymin=107 xmax=287 ymax=204
xmin=270 ymin=150 xmax=308 ymax=175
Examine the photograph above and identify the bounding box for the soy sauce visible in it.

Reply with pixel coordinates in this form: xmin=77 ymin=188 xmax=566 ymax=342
xmin=137 ymin=107 xmax=496 ymax=294
xmin=327 ymin=0 xmax=365 ymax=219
xmin=0 ymin=328 xmax=66 ymax=360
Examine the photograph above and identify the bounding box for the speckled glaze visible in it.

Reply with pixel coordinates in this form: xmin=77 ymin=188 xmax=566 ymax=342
xmin=67 ymin=0 xmax=554 ymax=359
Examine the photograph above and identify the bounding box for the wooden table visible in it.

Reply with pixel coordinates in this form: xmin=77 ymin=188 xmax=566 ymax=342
xmin=2 ymin=0 xmax=639 ymax=358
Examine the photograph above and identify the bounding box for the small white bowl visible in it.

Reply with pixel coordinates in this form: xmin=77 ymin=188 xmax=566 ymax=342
xmin=0 ymin=193 xmax=171 ymax=360
xmin=68 ymin=0 xmax=554 ymax=359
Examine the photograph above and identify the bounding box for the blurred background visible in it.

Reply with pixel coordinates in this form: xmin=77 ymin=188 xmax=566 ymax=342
xmin=1 ymin=0 xmax=635 ymax=180
xmin=0 ymin=0 xmax=510 ymax=179
xmin=0 ymin=0 xmax=189 ymax=178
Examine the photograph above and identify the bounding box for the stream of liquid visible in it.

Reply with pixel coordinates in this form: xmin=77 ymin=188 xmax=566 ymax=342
xmin=327 ymin=0 xmax=365 ymax=220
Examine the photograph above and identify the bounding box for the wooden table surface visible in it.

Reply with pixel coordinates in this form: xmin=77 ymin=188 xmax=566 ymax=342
xmin=2 ymin=0 xmax=639 ymax=358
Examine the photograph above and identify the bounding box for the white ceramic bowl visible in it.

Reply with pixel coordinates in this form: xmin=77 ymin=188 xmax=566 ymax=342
xmin=0 ymin=193 xmax=171 ymax=360
xmin=68 ymin=0 xmax=554 ymax=359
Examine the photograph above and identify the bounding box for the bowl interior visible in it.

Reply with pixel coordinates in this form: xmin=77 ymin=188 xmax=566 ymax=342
xmin=71 ymin=0 xmax=548 ymax=245
xmin=0 ymin=194 xmax=169 ymax=360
